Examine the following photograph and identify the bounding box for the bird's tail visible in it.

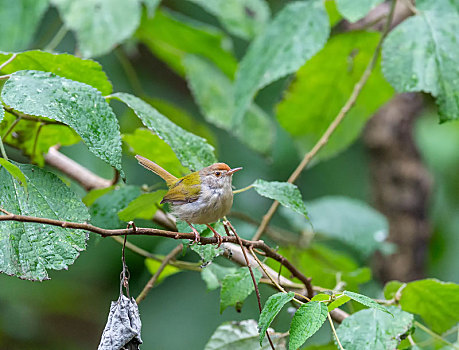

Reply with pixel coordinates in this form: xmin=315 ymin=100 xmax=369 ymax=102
xmin=135 ymin=155 xmax=178 ymax=186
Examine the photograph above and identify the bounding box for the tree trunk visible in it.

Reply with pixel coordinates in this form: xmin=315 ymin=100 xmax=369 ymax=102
xmin=364 ymin=93 xmax=432 ymax=282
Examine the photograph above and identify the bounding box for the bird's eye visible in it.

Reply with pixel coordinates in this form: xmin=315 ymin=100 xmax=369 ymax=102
xmin=215 ymin=171 xmax=221 ymax=177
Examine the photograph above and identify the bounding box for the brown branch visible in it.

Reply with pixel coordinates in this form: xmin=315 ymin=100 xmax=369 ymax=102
xmin=136 ymin=243 xmax=183 ymax=304
xmin=252 ymin=0 xmax=398 ymax=241
xmin=45 ymin=146 xmax=112 ymax=190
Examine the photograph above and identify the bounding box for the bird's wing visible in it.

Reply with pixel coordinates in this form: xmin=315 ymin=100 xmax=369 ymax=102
xmin=161 ymin=178 xmax=201 ymax=204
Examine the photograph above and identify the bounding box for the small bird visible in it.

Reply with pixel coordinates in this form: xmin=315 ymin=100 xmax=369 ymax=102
xmin=135 ymin=155 xmax=242 ymax=245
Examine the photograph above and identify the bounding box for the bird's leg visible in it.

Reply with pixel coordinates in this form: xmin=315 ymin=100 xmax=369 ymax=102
xmin=186 ymin=221 xmax=201 ymax=244
xmin=206 ymin=224 xmax=223 ymax=248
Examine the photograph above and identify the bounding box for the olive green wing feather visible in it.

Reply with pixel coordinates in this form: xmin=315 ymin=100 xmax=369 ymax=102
xmin=161 ymin=174 xmax=201 ymax=204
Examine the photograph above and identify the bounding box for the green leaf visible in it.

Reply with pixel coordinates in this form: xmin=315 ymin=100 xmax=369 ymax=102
xmin=118 ymin=190 xmax=167 ymax=222
xmin=277 ymin=31 xmax=393 ymax=162
xmin=336 ymin=306 xmax=414 ymax=350
xmin=383 ymin=280 xmax=404 ymax=300
xmin=123 ymin=128 xmax=188 ymax=178
xmin=382 ymin=10 xmax=459 ymax=122
xmin=51 ymin=0 xmax=141 ymax=57
xmin=201 ymin=263 xmax=237 ymax=291
xmin=399 ymin=279 xmax=459 ymax=334
xmin=289 ymin=301 xmax=328 ymax=349
xmin=343 ymin=291 xmax=391 ymax=315
xmin=1 ymin=70 xmax=123 ymax=174
xmin=89 ymin=186 xmax=141 ymax=229
xmin=185 ymin=0 xmax=270 ymax=40
xmin=183 ymin=55 xmax=274 ymax=154
xmin=0 ymin=105 xmax=3 ymax=123
xmin=0 ymin=0 xmax=49 ymax=51
xmin=82 ymin=186 xmax=116 ymax=206
xmin=325 ymin=0 xmax=342 ymax=27
xmin=328 ymin=295 xmax=351 ymax=311
xmin=145 ymin=258 xmax=180 ymax=284
xmin=112 ymin=92 xmax=216 ymax=171
xmin=268 ymin=243 xmax=371 ymax=291
xmin=0 ymin=51 xmax=112 ymax=95
xmin=311 ymin=294 xmax=331 ymax=302
xmin=204 ymin=319 xmax=286 ymax=350
xmin=301 ymin=196 xmax=388 ymax=257
xmin=258 ymin=292 xmax=294 ymax=345
xmin=0 ymin=163 xmax=90 ymax=281
xmin=335 ymin=0 xmax=384 ymax=22
xmin=252 ymin=179 xmax=308 ymax=218
xmin=233 ymin=0 xmax=329 ymax=125
xmin=416 ymin=0 xmax=459 ymax=13
xmin=0 ymin=112 xmax=80 ymax=166
xmin=136 ymin=9 xmax=237 ymax=77
xmin=0 ymin=158 xmax=27 ymax=193
xmin=220 ymin=267 xmax=262 ymax=313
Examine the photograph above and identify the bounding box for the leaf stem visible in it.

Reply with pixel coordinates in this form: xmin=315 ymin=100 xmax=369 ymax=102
xmin=0 ymin=53 xmax=17 ymax=71
xmin=251 ymin=0 xmax=398 ymax=241
xmin=414 ymin=321 xmax=459 ymax=349
xmin=233 ymin=185 xmax=253 ymax=194
xmin=136 ymin=243 xmax=183 ymax=304
xmin=45 ymin=25 xmax=68 ymax=51
xmin=0 ymin=137 xmax=8 ymax=160
xmin=328 ymin=312 xmax=345 ymax=350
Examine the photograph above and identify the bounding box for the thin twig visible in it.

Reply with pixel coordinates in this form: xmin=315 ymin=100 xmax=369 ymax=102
xmin=32 ymin=123 xmax=45 ymax=160
xmin=45 ymin=25 xmax=68 ymax=51
xmin=225 ymin=220 xmax=275 ymax=350
xmin=402 ymin=0 xmax=419 ymax=15
xmin=0 ymin=74 xmax=11 ymax=80
xmin=232 ymin=185 xmax=253 ymax=194
xmin=136 ymin=244 xmax=183 ymax=304
xmin=0 ymin=137 xmax=8 ymax=160
xmin=251 ymin=0 xmax=398 ymax=241
xmin=328 ymin=313 xmax=344 ymax=350
xmin=0 ymin=53 xmax=17 ymax=71
xmin=414 ymin=321 xmax=459 ymax=349
xmin=114 ymin=47 xmax=145 ymax=97
xmin=2 ymin=116 xmax=22 ymax=139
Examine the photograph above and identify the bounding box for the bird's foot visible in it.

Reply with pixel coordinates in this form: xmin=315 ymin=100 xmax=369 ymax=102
xmin=186 ymin=221 xmax=201 ymax=244
xmin=206 ymin=224 xmax=223 ymax=248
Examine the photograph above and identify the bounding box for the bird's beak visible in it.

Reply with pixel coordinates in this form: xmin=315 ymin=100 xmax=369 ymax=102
xmin=228 ymin=167 xmax=242 ymax=175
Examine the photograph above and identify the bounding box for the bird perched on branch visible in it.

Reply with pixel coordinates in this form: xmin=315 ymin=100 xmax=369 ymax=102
xmin=135 ymin=155 xmax=242 ymax=246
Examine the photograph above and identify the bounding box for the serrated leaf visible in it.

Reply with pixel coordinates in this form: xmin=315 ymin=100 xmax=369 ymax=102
xmin=136 ymin=9 xmax=237 ymax=77
xmin=252 ymin=179 xmax=308 ymax=218
xmin=277 ymin=31 xmax=393 ymax=162
xmin=0 ymin=112 xmax=80 ymax=166
xmin=0 ymin=163 xmax=90 ymax=281
xmin=382 ymin=10 xmax=459 ymax=122
xmin=343 ymin=291 xmax=392 ymax=315
xmin=335 ymin=0 xmax=384 ymax=22
xmin=118 ymin=190 xmax=167 ymax=222
xmin=145 ymin=258 xmax=180 ymax=284
xmin=185 ymin=0 xmax=270 ymax=40
xmin=233 ymin=0 xmax=329 ymax=125
xmin=0 ymin=51 xmax=112 ymax=95
xmin=1 ymin=70 xmax=123 ymax=174
xmin=183 ymin=55 xmax=274 ymax=155
xmin=220 ymin=267 xmax=262 ymax=313
xmin=201 ymin=263 xmax=237 ymax=291
xmin=112 ymin=92 xmax=216 ymax=171
xmin=328 ymin=295 xmax=351 ymax=311
xmin=90 ymin=186 xmax=141 ymax=229
xmin=286 ymin=196 xmax=388 ymax=257
xmin=123 ymin=128 xmax=188 ymax=178
xmin=399 ymin=279 xmax=459 ymax=334
xmin=416 ymin=0 xmax=459 ymax=13
xmin=205 ymin=319 xmax=286 ymax=350
xmin=289 ymin=301 xmax=328 ymax=349
xmin=0 ymin=158 xmax=27 ymax=193
xmin=0 ymin=0 xmax=49 ymax=51
xmin=51 ymin=0 xmax=141 ymax=57
xmin=336 ymin=306 xmax=413 ymax=350
xmin=258 ymin=292 xmax=294 ymax=345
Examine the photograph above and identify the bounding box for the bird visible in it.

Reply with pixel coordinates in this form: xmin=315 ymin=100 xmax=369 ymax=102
xmin=135 ymin=155 xmax=242 ymax=245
